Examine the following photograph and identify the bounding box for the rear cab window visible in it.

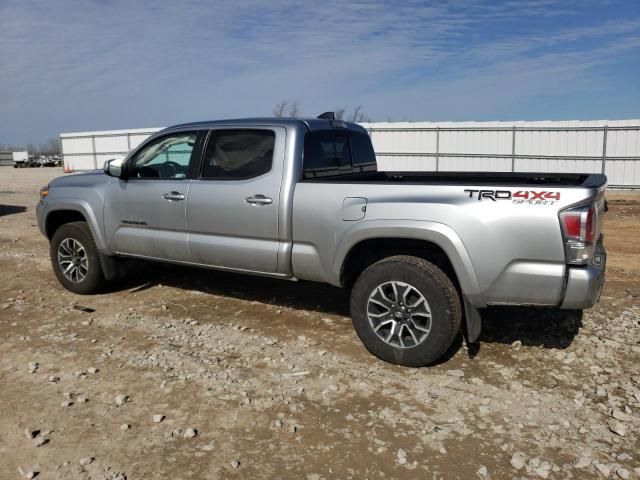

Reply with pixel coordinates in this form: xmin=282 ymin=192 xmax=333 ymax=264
xmin=303 ymin=130 xmax=376 ymax=179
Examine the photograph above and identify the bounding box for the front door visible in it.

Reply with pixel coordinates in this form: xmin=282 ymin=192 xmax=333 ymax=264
xmin=187 ymin=127 xmax=285 ymax=273
xmin=104 ymin=131 xmax=204 ymax=261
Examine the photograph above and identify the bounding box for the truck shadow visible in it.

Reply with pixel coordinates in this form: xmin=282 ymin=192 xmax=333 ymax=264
xmin=114 ymin=261 xmax=583 ymax=353
xmin=478 ymin=306 xmax=583 ymax=349
xmin=111 ymin=261 xmax=351 ymax=317
xmin=0 ymin=204 xmax=27 ymax=217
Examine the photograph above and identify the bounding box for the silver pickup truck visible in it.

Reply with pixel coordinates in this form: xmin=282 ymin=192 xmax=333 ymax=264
xmin=36 ymin=115 xmax=607 ymax=366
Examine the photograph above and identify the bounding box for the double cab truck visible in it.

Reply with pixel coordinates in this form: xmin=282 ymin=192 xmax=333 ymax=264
xmin=36 ymin=115 xmax=607 ymax=366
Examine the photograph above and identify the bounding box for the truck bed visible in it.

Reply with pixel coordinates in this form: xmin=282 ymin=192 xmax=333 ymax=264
xmin=302 ymin=171 xmax=606 ymax=188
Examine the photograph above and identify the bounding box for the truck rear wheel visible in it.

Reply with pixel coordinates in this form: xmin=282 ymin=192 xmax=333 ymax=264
xmin=50 ymin=221 xmax=105 ymax=294
xmin=350 ymin=255 xmax=461 ymax=367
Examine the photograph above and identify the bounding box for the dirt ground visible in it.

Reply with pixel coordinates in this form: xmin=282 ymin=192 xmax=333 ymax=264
xmin=0 ymin=167 xmax=638 ymax=480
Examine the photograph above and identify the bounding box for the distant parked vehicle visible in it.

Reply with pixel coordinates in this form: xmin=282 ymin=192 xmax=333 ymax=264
xmin=12 ymin=151 xmax=29 ymax=168
xmin=37 ymin=155 xmax=62 ymax=167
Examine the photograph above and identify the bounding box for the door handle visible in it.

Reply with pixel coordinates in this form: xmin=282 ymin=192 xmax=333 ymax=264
xmin=245 ymin=194 xmax=273 ymax=206
xmin=162 ymin=191 xmax=185 ymax=201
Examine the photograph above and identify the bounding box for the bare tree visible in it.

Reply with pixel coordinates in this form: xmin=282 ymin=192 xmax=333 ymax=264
xmin=40 ymin=138 xmax=60 ymax=155
xmin=288 ymin=101 xmax=300 ymax=118
xmin=272 ymin=100 xmax=288 ymax=117
xmin=334 ymin=106 xmax=368 ymax=122
xmin=348 ymin=105 xmax=369 ymax=122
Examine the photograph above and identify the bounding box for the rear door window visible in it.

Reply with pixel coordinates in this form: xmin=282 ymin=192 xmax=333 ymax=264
xmin=201 ymin=130 xmax=275 ymax=180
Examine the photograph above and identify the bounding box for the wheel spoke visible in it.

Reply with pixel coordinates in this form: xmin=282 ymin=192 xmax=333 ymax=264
xmin=397 ymin=324 xmax=407 ymax=348
xmin=377 ymin=286 xmax=395 ymax=306
xmin=369 ymin=297 xmax=391 ymax=311
xmin=390 ymin=282 xmax=400 ymax=304
xmin=59 ymin=241 xmax=73 ymax=256
xmin=401 ymin=284 xmax=413 ymax=305
xmin=385 ymin=322 xmax=397 ymax=343
xmin=406 ymin=325 xmax=420 ymax=346
xmin=410 ymin=319 xmax=430 ymax=333
xmin=407 ymin=295 xmax=427 ymax=310
xmin=373 ymin=319 xmax=394 ymax=332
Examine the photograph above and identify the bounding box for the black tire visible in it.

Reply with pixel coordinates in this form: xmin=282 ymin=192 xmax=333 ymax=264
xmin=50 ymin=221 xmax=105 ymax=294
xmin=350 ymin=255 xmax=462 ymax=367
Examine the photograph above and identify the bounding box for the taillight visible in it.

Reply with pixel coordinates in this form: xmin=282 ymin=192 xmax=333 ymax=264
xmin=585 ymin=208 xmax=595 ymax=242
xmin=559 ymin=204 xmax=598 ymax=265
xmin=562 ymin=213 xmax=582 ymax=238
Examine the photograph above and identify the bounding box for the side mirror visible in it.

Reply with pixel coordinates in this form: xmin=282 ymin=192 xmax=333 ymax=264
xmin=103 ymin=158 xmax=125 ymax=178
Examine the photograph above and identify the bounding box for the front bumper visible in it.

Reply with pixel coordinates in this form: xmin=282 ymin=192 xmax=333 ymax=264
xmin=36 ymin=201 xmax=47 ymax=237
xmin=560 ymin=237 xmax=606 ymax=309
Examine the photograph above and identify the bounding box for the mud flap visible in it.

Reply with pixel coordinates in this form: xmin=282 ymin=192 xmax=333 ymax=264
xmin=98 ymin=253 xmax=125 ymax=280
xmin=463 ymin=297 xmax=482 ymax=343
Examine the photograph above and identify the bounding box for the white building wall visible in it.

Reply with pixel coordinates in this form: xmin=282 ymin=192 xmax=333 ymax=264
xmin=60 ymin=128 xmax=161 ymax=171
xmin=60 ymin=120 xmax=640 ymax=187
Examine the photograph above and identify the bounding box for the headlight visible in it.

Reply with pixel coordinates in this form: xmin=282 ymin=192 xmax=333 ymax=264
xmin=40 ymin=185 xmax=49 ymax=201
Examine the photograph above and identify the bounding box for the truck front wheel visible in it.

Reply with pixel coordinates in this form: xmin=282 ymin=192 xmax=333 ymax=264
xmin=50 ymin=221 xmax=105 ymax=294
xmin=350 ymin=255 xmax=462 ymax=367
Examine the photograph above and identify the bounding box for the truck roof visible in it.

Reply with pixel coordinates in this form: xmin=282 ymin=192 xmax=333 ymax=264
xmin=162 ymin=117 xmax=368 ymax=134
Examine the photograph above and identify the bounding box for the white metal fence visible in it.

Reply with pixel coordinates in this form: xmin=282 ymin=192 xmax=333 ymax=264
xmin=361 ymin=120 xmax=640 ymax=188
xmin=60 ymin=120 xmax=640 ymax=188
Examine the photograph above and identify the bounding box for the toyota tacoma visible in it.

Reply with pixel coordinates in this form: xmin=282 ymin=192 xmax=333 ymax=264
xmin=36 ymin=114 xmax=607 ymax=366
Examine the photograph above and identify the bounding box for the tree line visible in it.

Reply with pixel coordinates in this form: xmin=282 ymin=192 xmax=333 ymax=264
xmin=0 ymin=138 xmax=60 ymax=155
xmin=272 ymin=101 xmax=370 ymax=122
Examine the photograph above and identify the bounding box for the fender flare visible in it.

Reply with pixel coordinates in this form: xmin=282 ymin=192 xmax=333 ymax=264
xmin=43 ymin=198 xmax=110 ymax=253
xmin=332 ymin=219 xmax=485 ymax=307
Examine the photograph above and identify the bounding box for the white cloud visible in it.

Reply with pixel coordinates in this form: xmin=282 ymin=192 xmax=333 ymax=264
xmin=0 ymin=0 xmax=638 ymax=143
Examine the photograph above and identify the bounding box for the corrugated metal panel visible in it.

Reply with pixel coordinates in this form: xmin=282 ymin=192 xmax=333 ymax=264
xmin=66 ymin=155 xmax=96 ymax=171
xmin=376 ymin=155 xmax=437 ymax=171
xmin=60 ymin=128 xmax=161 ymax=171
xmin=362 ymin=119 xmax=640 ymax=187
xmin=0 ymin=151 xmax=13 ymax=166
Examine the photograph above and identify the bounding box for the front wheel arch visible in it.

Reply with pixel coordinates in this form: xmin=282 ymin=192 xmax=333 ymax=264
xmin=45 ymin=209 xmax=87 ymax=239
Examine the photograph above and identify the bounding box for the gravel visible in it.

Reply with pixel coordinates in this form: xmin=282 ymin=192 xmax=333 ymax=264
xmin=183 ymin=428 xmax=197 ymax=439
xmin=1 ymin=173 xmax=638 ymax=480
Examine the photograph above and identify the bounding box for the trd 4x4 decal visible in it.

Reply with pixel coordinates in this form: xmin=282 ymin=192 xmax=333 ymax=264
xmin=464 ymin=189 xmax=561 ymax=204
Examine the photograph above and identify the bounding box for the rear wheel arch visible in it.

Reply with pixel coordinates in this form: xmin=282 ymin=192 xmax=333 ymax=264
xmin=335 ymin=223 xmax=485 ymax=307
xmin=340 ymin=237 xmax=460 ymax=290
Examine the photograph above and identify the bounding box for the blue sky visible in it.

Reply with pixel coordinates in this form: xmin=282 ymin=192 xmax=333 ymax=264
xmin=1 ymin=0 xmax=639 ymax=145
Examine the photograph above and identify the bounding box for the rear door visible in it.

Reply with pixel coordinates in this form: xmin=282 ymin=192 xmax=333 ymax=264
xmin=187 ymin=127 xmax=285 ymax=273
xmin=104 ymin=131 xmax=205 ymax=261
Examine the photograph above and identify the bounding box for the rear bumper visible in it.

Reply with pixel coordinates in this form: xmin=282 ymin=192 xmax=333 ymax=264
xmin=560 ymin=237 xmax=606 ymax=309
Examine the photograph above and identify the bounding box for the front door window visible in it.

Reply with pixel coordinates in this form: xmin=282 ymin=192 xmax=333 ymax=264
xmin=130 ymin=133 xmax=197 ymax=179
